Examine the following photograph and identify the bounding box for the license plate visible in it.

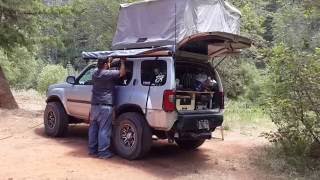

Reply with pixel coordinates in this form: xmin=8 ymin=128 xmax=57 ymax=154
xmin=198 ymin=120 xmax=210 ymax=130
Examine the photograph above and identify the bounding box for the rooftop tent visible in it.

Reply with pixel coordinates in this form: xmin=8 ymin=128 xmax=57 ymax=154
xmin=112 ymin=0 xmax=242 ymax=50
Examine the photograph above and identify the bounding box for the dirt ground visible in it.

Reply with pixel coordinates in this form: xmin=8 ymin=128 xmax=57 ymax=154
xmin=0 ymin=91 xmax=282 ymax=180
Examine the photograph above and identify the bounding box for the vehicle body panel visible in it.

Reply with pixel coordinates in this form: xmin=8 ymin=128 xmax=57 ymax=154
xmin=46 ymin=56 xmax=223 ymax=131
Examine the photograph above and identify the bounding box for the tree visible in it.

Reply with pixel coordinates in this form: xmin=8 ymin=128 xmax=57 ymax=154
xmin=39 ymin=0 xmax=122 ymax=69
xmin=0 ymin=66 xmax=18 ymax=109
xmin=0 ymin=0 xmax=43 ymax=109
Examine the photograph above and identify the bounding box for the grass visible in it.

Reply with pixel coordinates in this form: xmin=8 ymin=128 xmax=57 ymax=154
xmin=253 ymin=144 xmax=320 ymax=180
xmin=223 ymin=100 xmax=274 ymax=135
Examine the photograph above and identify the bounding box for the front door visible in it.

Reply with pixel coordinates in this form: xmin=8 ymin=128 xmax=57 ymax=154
xmin=66 ymin=65 xmax=95 ymax=120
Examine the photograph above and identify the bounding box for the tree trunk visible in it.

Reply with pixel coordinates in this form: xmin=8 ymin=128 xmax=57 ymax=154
xmin=0 ymin=66 xmax=18 ymax=109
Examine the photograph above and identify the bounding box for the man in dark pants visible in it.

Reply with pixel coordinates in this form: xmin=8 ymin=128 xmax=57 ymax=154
xmin=88 ymin=57 xmax=126 ymax=159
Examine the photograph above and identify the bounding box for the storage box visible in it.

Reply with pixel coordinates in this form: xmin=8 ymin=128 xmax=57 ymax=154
xmin=176 ymin=95 xmax=195 ymax=111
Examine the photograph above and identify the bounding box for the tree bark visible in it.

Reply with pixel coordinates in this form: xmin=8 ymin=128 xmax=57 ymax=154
xmin=0 ymin=66 xmax=18 ymax=109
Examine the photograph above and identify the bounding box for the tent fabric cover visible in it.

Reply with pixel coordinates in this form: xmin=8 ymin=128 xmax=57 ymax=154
xmin=82 ymin=46 xmax=173 ymax=59
xmin=112 ymin=0 xmax=241 ymax=50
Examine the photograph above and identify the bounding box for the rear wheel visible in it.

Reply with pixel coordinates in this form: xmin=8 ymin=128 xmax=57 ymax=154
xmin=113 ymin=112 xmax=152 ymax=160
xmin=175 ymin=139 xmax=206 ymax=150
xmin=44 ymin=102 xmax=69 ymax=137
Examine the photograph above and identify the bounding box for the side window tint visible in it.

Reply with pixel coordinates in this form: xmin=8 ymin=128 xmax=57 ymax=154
xmin=141 ymin=60 xmax=167 ymax=86
xmin=111 ymin=61 xmax=134 ymax=86
xmin=78 ymin=66 xmax=96 ymax=85
xmin=121 ymin=61 xmax=133 ymax=86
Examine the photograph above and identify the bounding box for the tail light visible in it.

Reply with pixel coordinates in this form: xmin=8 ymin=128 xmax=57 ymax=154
xmin=163 ymin=90 xmax=175 ymax=112
xmin=218 ymin=91 xmax=224 ymax=109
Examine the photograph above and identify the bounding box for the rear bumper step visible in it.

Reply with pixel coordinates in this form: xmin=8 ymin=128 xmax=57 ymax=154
xmin=179 ymin=131 xmax=212 ymax=140
xmin=176 ymin=113 xmax=223 ymax=132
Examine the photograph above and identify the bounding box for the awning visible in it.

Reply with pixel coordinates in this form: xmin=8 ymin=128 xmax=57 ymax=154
xmin=82 ymin=46 xmax=173 ymax=59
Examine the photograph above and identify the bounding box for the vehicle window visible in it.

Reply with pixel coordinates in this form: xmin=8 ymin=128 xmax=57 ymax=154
xmin=77 ymin=61 xmax=133 ymax=86
xmin=141 ymin=60 xmax=167 ymax=86
xmin=78 ymin=66 xmax=96 ymax=85
xmin=113 ymin=61 xmax=134 ymax=86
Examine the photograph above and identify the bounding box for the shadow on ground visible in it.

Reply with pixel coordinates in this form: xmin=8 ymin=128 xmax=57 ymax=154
xmin=34 ymin=125 xmax=217 ymax=179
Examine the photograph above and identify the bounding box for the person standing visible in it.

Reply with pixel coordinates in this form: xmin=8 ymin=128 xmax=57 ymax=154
xmin=88 ymin=57 xmax=126 ymax=159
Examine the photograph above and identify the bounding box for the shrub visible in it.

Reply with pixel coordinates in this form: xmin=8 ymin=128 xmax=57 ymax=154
xmin=37 ymin=64 xmax=68 ymax=93
xmin=265 ymin=44 xmax=320 ymax=158
xmin=239 ymin=62 xmax=267 ymax=105
xmin=216 ymin=58 xmax=266 ymax=103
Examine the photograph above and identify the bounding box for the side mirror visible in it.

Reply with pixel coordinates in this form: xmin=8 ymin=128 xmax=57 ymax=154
xmin=66 ymin=76 xmax=76 ymax=84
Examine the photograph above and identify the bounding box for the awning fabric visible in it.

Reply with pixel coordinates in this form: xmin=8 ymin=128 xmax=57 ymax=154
xmin=82 ymin=46 xmax=173 ymax=59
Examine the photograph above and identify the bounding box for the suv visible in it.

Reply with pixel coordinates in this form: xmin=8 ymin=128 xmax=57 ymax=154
xmin=44 ymin=32 xmax=251 ymax=160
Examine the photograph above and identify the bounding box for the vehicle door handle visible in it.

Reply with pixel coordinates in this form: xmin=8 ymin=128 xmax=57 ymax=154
xmin=133 ymin=79 xmax=137 ymax=86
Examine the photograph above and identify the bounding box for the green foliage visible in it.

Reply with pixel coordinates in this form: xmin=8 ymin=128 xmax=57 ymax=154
xmin=217 ymin=0 xmax=269 ymax=102
xmin=217 ymin=59 xmax=266 ymax=103
xmin=272 ymin=3 xmax=320 ymax=50
xmin=39 ymin=0 xmax=121 ymax=69
xmin=37 ymin=64 xmax=68 ymax=93
xmin=0 ymin=47 xmax=44 ymax=89
xmin=224 ymin=100 xmax=271 ymax=133
xmin=216 ymin=58 xmax=245 ymax=99
xmin=239 ymin=62 xmax=266 ymax=104
xmin=254 ymin=145 xmax=320 ymax=179
xmin=229 ymin=0 xmax=267 ymax=48
xmin=228 ymin=1 xmax=320 ymax=170
xmin=265 ymin=44 xmax=320 ymax=157
xmin=0 ymin=0 xmax=45 ymax=52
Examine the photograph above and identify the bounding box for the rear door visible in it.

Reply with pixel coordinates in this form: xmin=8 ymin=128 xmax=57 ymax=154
xmin=176 ymin=32 xmax=252 ymax=61
xmin=131 ymin=58 xmax=172 ymax=111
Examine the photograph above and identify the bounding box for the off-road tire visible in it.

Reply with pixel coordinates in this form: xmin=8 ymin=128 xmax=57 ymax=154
xmin=44 ymin=102 xmax=69 ymax=137
xmin=113 ymin=112 xmax=152 ymax=160
xmin=175 ymin=139 xmax=206 ymax=150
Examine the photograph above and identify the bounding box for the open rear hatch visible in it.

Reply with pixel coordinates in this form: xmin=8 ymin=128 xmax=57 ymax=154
xmin=174 ymin=32 xmax=251 ymax=113
xmin=176 ymin=32 xmax=252 ymax=61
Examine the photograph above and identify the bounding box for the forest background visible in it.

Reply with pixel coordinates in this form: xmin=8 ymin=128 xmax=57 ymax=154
xmin=0 ymin=0 xmax=319 ymax=177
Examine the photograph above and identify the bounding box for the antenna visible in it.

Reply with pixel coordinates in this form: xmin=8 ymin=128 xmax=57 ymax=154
xmin=174 ymin=2 xmax=177 ymax=51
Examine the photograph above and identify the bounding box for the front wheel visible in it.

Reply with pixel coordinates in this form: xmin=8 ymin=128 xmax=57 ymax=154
xmin=44 ymin=102 xmax=69 ymax=137
xmin=113 ymin=112 xmax=152 ymax=160
xmin=175 ymin=139 xmax=206 ymax=150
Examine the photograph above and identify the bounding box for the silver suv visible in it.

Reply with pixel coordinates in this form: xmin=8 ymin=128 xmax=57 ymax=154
xmin=44 ymin=32 xmax=251 ymax=160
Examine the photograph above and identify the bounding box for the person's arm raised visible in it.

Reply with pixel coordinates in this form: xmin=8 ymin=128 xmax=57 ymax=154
xmin=119 ymin=57 xmax=126 ymax=78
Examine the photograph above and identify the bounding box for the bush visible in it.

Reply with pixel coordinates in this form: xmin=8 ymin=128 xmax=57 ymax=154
xmin=37 ymin=64 xmax=68 ymax=93
xmin=216 ymin=57 xmax=246 ymax=99
xmin=265 ymin=44 xmax=320 ymax=158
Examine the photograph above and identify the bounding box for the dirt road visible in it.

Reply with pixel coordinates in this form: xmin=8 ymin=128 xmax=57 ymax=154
xmin=0 ymin=91 xmax=281 ymax=180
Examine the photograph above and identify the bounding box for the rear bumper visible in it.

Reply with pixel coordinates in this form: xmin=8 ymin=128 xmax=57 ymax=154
xmin=175 ymin=112 xmax=223 ymax=139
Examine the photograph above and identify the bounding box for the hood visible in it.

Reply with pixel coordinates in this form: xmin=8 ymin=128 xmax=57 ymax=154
xmin=48 ymin=82 xmax=69 ymax=91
